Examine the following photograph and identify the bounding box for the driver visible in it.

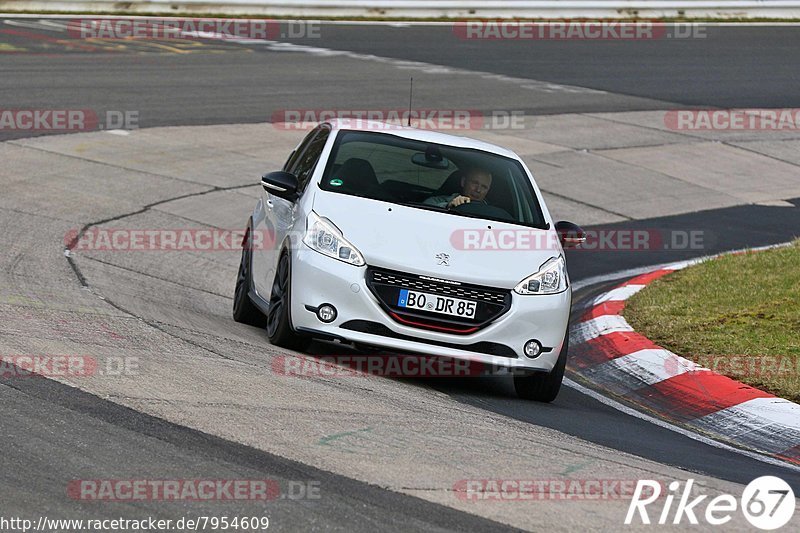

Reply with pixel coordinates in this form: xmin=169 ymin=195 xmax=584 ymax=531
xmin=424 ymin=168 xmax=493 ymax=209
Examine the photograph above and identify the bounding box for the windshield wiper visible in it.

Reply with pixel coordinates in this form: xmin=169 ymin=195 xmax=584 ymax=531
xmin=396 ymin=201 xmax=446 ymax=212
xmin=444 ymin=209 xmax=549 ymax=230
xmin=395 ymin=201 xmax=548 ymax=229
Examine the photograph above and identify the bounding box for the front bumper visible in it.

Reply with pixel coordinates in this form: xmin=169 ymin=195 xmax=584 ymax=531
xmin=290 ymin=247 xmax=570 ymax=371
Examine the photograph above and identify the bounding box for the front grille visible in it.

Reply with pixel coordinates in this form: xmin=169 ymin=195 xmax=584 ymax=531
xmin=371 ymin=270 xmax=507 ymax=304
xmin=366 ymin=267 xmax=511 ymax=334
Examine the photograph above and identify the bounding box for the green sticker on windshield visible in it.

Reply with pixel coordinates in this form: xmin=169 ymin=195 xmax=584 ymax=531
xmin=330 ymin=178 xmax=343 ymax=187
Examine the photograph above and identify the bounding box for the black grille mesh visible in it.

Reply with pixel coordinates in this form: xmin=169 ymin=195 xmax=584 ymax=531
xmin=370 ymin=270 xmax=507 ymax=304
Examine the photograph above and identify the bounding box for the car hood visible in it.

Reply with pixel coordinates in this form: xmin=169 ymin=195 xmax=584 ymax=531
xmin=312 ymin=190 xmax=561 ymax=289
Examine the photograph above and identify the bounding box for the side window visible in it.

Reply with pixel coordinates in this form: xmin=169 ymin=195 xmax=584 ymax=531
xmin=283 ymin=127 xmax=320 ymax=172
xmin=291 ymin=127 xmax=330 ymax=195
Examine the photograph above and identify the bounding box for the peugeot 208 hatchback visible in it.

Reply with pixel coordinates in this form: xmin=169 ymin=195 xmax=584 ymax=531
xmin=234 ymin=119 xmax=585 ymax=401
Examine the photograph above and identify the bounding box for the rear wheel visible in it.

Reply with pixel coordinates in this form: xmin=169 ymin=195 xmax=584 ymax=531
xmin=513 ymin=334 xmax=568 ymax=402
xmin=266 ymin=252 xmax=310 ymax=351
xmin=233 ymin=228 xmax=267 ymax=327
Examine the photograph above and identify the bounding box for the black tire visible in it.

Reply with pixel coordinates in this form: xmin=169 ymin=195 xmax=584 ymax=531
xmin=233 ymin=228 xmax=267 ymax=327
xmin=266 ymin=252 xmax=310 ymax=351
xmin=513 ymin=334 xmax=568 ymax=402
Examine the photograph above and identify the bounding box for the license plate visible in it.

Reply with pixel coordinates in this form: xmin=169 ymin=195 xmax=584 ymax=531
xmin=397 ymin=289 xmax=477 ymax=319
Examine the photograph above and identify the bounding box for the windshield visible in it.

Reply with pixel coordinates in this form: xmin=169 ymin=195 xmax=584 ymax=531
xmin=318 ymin=130 xmax=547 ymax=228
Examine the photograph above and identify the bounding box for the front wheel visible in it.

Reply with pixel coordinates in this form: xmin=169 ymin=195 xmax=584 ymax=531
xmin=266 ymin=252 xmax=310 ymax=351
xmin=513 ymin=334 xmax=568 ymax=402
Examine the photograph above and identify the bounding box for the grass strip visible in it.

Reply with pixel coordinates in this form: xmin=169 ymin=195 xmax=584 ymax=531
xmin=624 ymin=240 xmax=800 ymax=402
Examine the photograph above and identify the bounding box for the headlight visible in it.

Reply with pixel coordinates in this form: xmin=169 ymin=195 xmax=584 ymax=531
xmin=302 ymin=211 xmax=365 ymax=266
xmin=514 ymin=256 xmax=568 ymax=295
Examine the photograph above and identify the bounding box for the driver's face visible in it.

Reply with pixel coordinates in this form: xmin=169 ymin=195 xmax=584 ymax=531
xmin=461 ymin=171 xmax=492 ymax=201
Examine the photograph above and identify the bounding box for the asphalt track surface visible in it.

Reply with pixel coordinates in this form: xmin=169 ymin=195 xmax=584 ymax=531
xmin=1 ymin=21 xmax=800 ymax=141
xmin=1 ymin=369 xmax=513 ymax=532
xmin=1 ymin=19 xmax=800 ymax=531
xmin=280 ymin=24 xmax=800 ymax=109
xmin=436 ymin=198 xmax=800 ymax=490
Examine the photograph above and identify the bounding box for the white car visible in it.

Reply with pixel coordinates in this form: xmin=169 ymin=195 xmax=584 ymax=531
xmin=233 ymin=119 xmax=585 ymax=401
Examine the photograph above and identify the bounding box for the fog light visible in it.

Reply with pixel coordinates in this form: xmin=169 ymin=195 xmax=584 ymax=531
xmin=523 ymin=339 xmax=542 ymax=359
xmin=317 ymin=304 xmax=337 ymax=323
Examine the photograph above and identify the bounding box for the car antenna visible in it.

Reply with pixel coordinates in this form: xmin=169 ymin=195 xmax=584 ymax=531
xmin=407 ymin=77 xmax=413 ymax=127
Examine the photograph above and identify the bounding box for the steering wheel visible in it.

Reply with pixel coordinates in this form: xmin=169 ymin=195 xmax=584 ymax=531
xmin=451 ymin=200 xmax=513 ymax=220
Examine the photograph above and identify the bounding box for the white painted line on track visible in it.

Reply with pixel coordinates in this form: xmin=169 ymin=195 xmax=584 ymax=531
xmin=564 ymin=377 xmax=800 ymax=473
xmin=2 ymin=18 xmax=64 ymax=31
xmin=247 ymin=36 xmax=605 ymax=94
xmin=34 ymin=19 xmax=71 ymax=31
xmin=7 ymin=15 xmax=601 ymax=97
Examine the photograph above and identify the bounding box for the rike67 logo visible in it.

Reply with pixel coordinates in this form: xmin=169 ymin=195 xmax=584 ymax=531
xmin=626 ymin=477 xmax=795 ymax=530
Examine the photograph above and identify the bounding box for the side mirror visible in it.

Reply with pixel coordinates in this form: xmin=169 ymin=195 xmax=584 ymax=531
xmin=261 ymin=171 xmax=299 ymax=201
xmin=555 ymin=221 xmax=586 ymax=248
